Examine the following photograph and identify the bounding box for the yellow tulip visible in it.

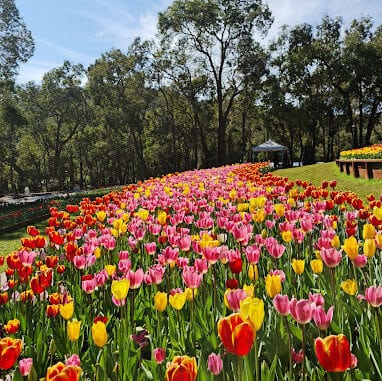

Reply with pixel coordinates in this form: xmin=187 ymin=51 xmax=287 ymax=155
xmin=94 ymin=246 xmax=101 ymax=259
xmin=248 ymin=264 xmax=259 ymax=282
xmin=364 ymin=239 xmax=376 ymax=258
xmin=282 ymin=231 xmax=292 ymax=243
xmin=240 ymin=297 xmax=265 ymax=331
xmin=157 ymin=211 xmax=167 ymax=225
xmin=154 ymin=291 xmax=168 ymax=312
xmin=237 ymin=203 xmax=249 ymax=212
xmin=363 ymin=224 xmax=376 ymax=240
xmin=341 ymin=279 xmax=358 ymax=296
xmin=59 ymin=302 xmax=74 ymax=320
xmin=91 ymin=321 xmax=107 ymax=347
xmin=376 ymin=233 xmax=382 ymax=248
xmin=169 ymin=293 xmax=186 ymax=310
xmin=105 ymin=264 xmax=116 ymax=277
xmin=273 ymin=204 xmax=285 ymax=217
xmin=243 ymin=284 xmax=254 ymax=298
xmin=373 ymin=206 xmax=382 ymax=221
xmin=265 ymin=274 xmax=282 ymax=299
xmin=310 ymin=259 xmax=323 ymax=274
xmin=136 ymin=208 xmax=149 ymax=221
xmin=342 ymin=236 xmax=359 ymax=260
xmin=67 ymin=319 xmax=81 ymax=341
xmin=331 ymin=235 xmax=340 ymax=248
xmin=292 ymin=259 xmax=305 ymax=275
xmin=184 ymin=287 xmax=197 ymax=301
xmin=111 ymin=279 xmax=130 ymax=300
xmin=252 ymin=209 xmax=265 ymax=223
xmin=96 ymin=210 xmax=106 ymax=222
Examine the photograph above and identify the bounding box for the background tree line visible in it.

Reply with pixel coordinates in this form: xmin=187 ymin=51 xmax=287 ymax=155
xmin=1 ymin=0 xmax=382 ymax=193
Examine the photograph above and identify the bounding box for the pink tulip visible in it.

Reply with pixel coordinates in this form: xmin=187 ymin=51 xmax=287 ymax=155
xmin=182 ymin=267 xmax=203 ymax=289
xmin=245 ymin=245 xmax=261 ymax=264
xmin=194 ymin=258 xmax=208 ymax=274
xmin=289 ymin=297 xmax=313 ymax=324
xmin=95 ymin=269 xmax=109 ymax=286
xmin=153 ymin=348 xmax=166 ymax=364
xmin=225 ymin=289 xmax=247 ymax=311
xmin=119 ymin=250 xmax=130 ymax=260
xmin=207 ymin=352 xmax=223 ymax=375
xmin=19 ymin=358 xmax=33 ymax=376
xmin=267 ymin=243 xmax=286 ymax=259
xmin=82 ymin=278 xmax=97 ymax=294
xmin=65 ymin=354 xmax=81 ymax=367
xmin=128 ymin=269 xmax=144 ymax=289
xmin=291 ymin=348 xmax=304 ymax=364
xmin=364 ymin=286 xmax=382 ymax=307
xmin=18 ymin=250 xmax=38 ymax=266
xmin=147 ymin=264 xmax=165 ymax=285
xmin=178 ymin=235 xmax=191 ymax=251
xmin=353 ymin=254 xmax=367 ymax=268
xmin=273 ymin=294 xmax=290 ymax=316
xmin=162 ymin=246 xmax=179 ymax=264
xmin=144 ymin=242 xmax=157 ymax=255
xmin=320 ymin=247 xmax=342 ymax=268
xmin=308 ymin=293 xmax=325 ymax=307
xmin=204 ymin=247 xmax=220 ymax=264
xmin=313 ymin=306 xmax=334 ymax=330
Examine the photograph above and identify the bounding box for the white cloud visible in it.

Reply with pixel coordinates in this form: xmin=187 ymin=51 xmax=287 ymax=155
xmin=17 ymin=60 xmax=60 ymax=84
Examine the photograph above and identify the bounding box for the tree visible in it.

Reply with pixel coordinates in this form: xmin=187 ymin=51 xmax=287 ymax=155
xmin=0 ymin=0 xmax=34 ymax=83
xmin=87 ymin=40 xmax=153 ymax=179
xmin=158 ymin=0 xmax=273 ymax=165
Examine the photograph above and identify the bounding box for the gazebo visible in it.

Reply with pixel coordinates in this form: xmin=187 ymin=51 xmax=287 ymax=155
xmin=251 ymin=140 xmax=289 ymax=168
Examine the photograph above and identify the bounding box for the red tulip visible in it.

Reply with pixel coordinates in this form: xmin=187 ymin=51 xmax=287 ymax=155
xmin=0 ymin=337 xmax=22 ymax=370
xmin=315 ymin=334 xmax=352 ymax=372
xmin=218 ymin=313 xmax=255 ymax=356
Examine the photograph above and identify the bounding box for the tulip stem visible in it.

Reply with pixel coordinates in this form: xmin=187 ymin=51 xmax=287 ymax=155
xmin=301 ymin=325 xmax=306 ymax=381
xmin=237 ymin=355 xmax=244 ymax=381
xmin=254 ymin=340 xmax=260 ymax=381
xmin=375 ymin=309 xmax=382 ymax=363
xmin=284 ymin=317 xmax=293 ymax=379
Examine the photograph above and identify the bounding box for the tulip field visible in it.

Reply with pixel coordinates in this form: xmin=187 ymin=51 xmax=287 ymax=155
xmin=1 ymin=162 xmax=382 ymax=380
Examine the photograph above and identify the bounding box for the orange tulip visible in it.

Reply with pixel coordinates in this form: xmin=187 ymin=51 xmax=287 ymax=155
xmin=4 ymin=319 xmax=20 ymax=334
xmin=0 ymin=337 xmax=22 ymax=370
xmin=165 ymin=355 xmax=197 ymax=381
xmin=217 ymin=313 xmax=255 ymax=356
xmin=46 ymin=362 xmax=81 ymax=381
xmin=315 ymin=334 xmax=352 ymax=372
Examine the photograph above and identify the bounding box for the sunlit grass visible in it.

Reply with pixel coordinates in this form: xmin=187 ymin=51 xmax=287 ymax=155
xmin=273 ymin=161 xmax=382 ymax=200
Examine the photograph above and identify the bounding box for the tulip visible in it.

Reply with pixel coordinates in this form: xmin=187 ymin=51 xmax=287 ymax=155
xmin=19 ymin=357 xmax=33 ymax=376
xmin=265 ymin=274 xmax=282 ymax=298
xmin=291 ymin=348 xmax=304 ymax=364
xmin=0 ymin=337 xmax=22 ymax=370
xmin=207 ymin=353 xmax=223 ymax=375
xmin=310 ymin=259 xmax=323 ymax=274
xmin=154 ymin=291 xmax=168 ymax=312
xmin=342 ymin=236 xmax=359 ymax=260
xmin=225 ymin=289 xmax=247 ymax=311
xmin=353 ymin=254 xmax=367 ymax=268
xmin=169 ymin=292 xmax=186 ymax=310
xmin=4 ymin=318 xmax=20 ymax=334
xmin=65 ymin=354 xmax=81 ymax=367
xmin=153 ymin=348 xmax=166 ymax=364
xmin=292 ymin=259 xmax=305 ymax=275
xmin=46 ymin=362 xmax=82 ymax=381
xmin=273 ymin=294 xmax=290 ymax=316
xmin=320 ymin=247 xmax=342 ymax=268
xmin=67 ymin=320 xmax=81 ymax=342
xmin=313 ymin=306 xmax=334 ymax=330
xmin=248 ymin=264 xmax=259 ymax=281
xmin=111 ymin=278 xmax=130 ymax=300
xmin=315 ymin=334 xmax=352 ymax=372
xmin=184 ymin=287 xmax=197 ymax=301
xmin=240 ymin=297 xmax=265 ymax=331
xmin=363 ymin=223 xmax=376 ymax=239
xmin=182 ymin=267 xmax=202 ymax=289
xmin=217 ymin=313 xmax=255 ymax=356
xmin=165 ymin=355 xmax=197 ymax=381
xmin=363 ymin=239 xmax=376 ymax=258
xmin=289 ymin=297 xmax=313 ymax=324
xmin=364 ymin=286 xmax=382 ymax=307
xmin=229 ymin=258 xmax=243 ymax=274
xmin=341 ymin=279 xmax=358 ymax=296
xmin=59 ymin=301 xmax=74 ymax=320
xmin=91 ymin=321 xmax=108 ymax=347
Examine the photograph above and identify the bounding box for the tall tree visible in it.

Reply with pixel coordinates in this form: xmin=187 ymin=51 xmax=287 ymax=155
xmin=158 ymin=0 xmax=273 ymax=165
xmin=0 ymin=0 xmax=34 ymax=83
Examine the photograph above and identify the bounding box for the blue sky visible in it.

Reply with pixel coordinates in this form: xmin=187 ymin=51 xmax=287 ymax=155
xmin=15 ymin=0 xmax=382 ymax=83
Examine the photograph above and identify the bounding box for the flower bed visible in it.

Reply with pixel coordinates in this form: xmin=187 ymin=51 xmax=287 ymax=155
xmin=0 ymin=162 xmax=382 ymax=380
xmin=337 ymin=144 xmax=382 ymax=179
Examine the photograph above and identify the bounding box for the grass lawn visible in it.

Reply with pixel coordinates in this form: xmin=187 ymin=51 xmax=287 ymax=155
xmin=0 ymin=219 xmax=48 ymax=257
xmin=273 ymin=161 xmax=382 ymax=200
